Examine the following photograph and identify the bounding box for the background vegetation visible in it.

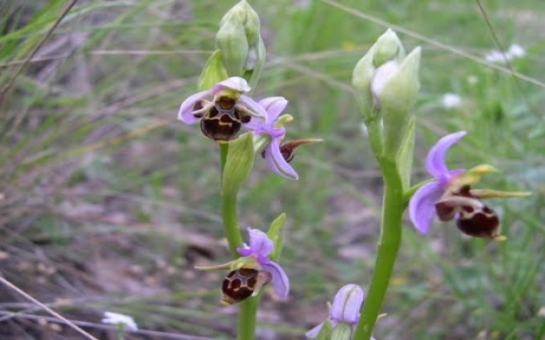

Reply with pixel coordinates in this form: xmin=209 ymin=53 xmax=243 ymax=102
xmin=1 ymin=0 xmax=544 ymax=339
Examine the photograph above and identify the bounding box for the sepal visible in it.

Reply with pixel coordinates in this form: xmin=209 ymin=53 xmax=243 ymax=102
xmin=331 ymin=323 xmax=352 ymax=340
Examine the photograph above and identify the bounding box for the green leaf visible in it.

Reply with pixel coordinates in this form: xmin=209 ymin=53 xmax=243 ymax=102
xmin=267 ymin=213 xmax=286 ymax=261
xmin=198 ymin=50 xmax=229 ymax=91
xmin=221 ymin=132 xmax=254 ymax=197
xmin=396 ymin=117 xmax=415 ymax=190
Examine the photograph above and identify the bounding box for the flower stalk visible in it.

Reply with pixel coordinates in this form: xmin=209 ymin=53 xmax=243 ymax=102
xmin=351 ymin=28 xmax=419 ymax=339
xmin=219 ymin=143 xmax=256 ymax=340
xmin=353 ymin=139 xmax=404 ymax=340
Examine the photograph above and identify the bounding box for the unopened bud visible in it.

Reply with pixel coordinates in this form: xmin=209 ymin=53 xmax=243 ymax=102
xmin=352 ymin=28 xmax=421 ymax=158
xmin=215 ymin=0 xmax=265 ymax=86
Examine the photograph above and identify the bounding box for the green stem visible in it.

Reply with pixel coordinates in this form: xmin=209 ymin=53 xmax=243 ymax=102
xmin=221 ymin=191 xmax=243 ymax=255
xmin=353 ymin=129 xmax=404 ymax=339
xmin=219 ymin=143 xmax=257 ymax=340
xmin=238 ymin=295 xmax=261 ymax=340
xmin=363 ymin=111 xmax=383 ymax=158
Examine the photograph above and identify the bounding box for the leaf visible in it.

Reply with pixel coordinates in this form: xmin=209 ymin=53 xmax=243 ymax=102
xmin=221 ymin=132 xmax=254 ymax=197
xmin=267 ymin=213 xmax=286 ymax=261
xmin=198 ymin=50 xmax=229 ymax=91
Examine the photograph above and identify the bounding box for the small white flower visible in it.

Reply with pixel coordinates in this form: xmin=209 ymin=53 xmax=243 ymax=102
xmin=485 ymin=44 xmax=526 ymax=63
xmin=507 ymin=44 xmax=526 ymax=58
xmin=102 ymin=311 xmax=138 ymax=331
xmin=441 ymin=93 xmax=462 ymax=109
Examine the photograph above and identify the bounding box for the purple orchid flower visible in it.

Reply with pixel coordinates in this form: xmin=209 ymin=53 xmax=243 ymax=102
xmin=237 ymin=228 xmax=290 ymax=300
xmin=409 ymin=131 xmax=467 ymax=234
xmin=306 ymin=284 xmax=365 ymax=339
xmin=245 ymin=96 xmax=299 ymax=180
xmin=177 ymin=77 xmax=267 ymax=141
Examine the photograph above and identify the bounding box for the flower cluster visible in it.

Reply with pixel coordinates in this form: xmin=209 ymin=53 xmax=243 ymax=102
xmin=485 ymin=44 xmax=526 ymax=63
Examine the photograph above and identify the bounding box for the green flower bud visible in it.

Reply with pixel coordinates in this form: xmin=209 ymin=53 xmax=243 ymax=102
xmin=216 ymin=17 xmax=249 ymax=76
xmin=352 ymin=28 xmax=421 ymax=159
xmin=215 ymin=0 xmax=265 ymax=85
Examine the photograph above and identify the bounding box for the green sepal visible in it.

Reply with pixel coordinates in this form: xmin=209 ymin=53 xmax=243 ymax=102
xmin=266 ymin=213 xmax=286 ymax=261
xmin=245 ymin=37 xmax=266 ymax=92
xmin=221 ymin=132 xmax=254 ymax=197
xmin=351 ymin=45 xmax=377 ymax=121
xmin=198 ymin=50 xmax=229 ymax=91
xmin=315 ymin=320 xmax=333 ymax=340
xmin=331 ymin=323 xmax=352 ymax=340
xmin=372 ymin=28 xmax=405 ymax=67
xmin=396 ymin=117 xmax=415 ymax=191
xmin=380 ymin=47 xmax=421 ymax=158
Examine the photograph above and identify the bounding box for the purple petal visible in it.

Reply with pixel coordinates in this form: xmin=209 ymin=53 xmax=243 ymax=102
xmin=305 ymin=322 xmax=325 ymax=339
xmin=330 ymin=284 xmax=364 ymax=324
xmin=264 ymin=139 xmax=299 ymax=180
xmin=212 ymin=76 xmax=251 ymax=94
xmin=371 ymin=60 xmax=399 ymax=104
xmin=247 ymin=228 xmax=273 ymax=257
xmin=261 ymin=261 xmax=289 ymax=299
xmin=238 ymin=95 xmax=268 ymax=121
xmin=177 ymin=90 xmax=212 ymax=124
xmin=426 ymin=131 xmax=467 ymax=180
xmin=409 ymin=181 xmax=444 ymax=234
xmin=237 ymin=244 xmax=253 ymax=257
xmin=258 ymin=97 xmax=288 ymax=123
xmin=242 ymin=114 xmax=266 ymax=131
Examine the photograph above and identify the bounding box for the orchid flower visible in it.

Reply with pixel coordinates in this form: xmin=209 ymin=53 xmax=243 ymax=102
xmin=177 ymin=77 xmax=266 ymax=141
xmin=409 ymin=131 xmax=468 ymax=234
xmin=236 ymin=228 xmax=289 ymax=300
xmin=245 ymin=97 xmax=299 ymax=180
xmin=306 ymin=284 xmax=366 ymax=339
xmin=409 ymin=131 xmax=530 ymax=238
xmin=246 ymin=97 xmax=322 ymax=180
xmin=195 ymin=227 xmax=289 ymax=305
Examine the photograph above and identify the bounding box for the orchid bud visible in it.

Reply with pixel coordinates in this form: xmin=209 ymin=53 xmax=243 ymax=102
xmin=216 ymin=11 xmax=248 ymax=77
xmin=215 ymin=0 xmax=265 ymax=88
xmin=306 ymin=284 xmax=365 ymax=339
xmin=352 ymin=28 xmax=421 ymax=159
